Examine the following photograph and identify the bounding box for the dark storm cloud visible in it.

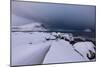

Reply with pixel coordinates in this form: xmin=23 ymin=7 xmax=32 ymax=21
xmin=12 ymin=1 xmax=96 ymax=32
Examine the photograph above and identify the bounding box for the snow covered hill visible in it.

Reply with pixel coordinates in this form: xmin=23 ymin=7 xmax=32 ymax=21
xmin=11 ymin=32 xmax=96 ymax=66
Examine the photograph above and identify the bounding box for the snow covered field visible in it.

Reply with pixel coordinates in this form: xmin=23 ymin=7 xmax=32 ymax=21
xmin=11 ymin=32 xmax=96 ymax=66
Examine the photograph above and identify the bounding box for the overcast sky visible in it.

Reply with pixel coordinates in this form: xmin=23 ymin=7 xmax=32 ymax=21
xmin=12 ymin=1 xmax=96 ymax=32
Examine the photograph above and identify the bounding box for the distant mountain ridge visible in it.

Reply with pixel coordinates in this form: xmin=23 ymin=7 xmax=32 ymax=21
xmin=12 ymin=23 xmax=47 ymax=31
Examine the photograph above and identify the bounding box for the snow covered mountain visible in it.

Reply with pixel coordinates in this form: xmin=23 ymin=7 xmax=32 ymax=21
xmin=12 ymin=23 xmax=47 ymax=31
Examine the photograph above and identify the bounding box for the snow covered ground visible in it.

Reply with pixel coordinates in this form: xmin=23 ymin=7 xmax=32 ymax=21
xmin=11 ymin=32 xmax=96 ymax=66
xmin=43 ymin=40 xmax=86 ymax=64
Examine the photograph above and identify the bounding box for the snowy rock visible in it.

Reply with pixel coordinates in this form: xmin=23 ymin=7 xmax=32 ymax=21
xmin=62 ymin=33 xmax=74 ymax=41
xmin=73 ymin=42 xmax=95 ymax=61
xmin=51 ymin=32 xmax=74 ymax=41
